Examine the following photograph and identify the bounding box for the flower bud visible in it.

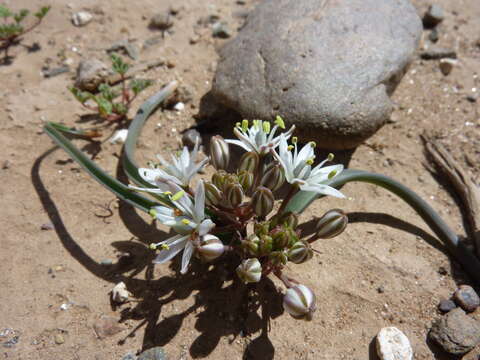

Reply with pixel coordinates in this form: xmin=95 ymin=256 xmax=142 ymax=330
xmin=260 ymin=163 xmax=285 ymax=191
xmin=315 ymin=209 xmax=348 ymax=239
xmin=280 ymin=212 xmax=299 ymax=229
xmin=242 ymin=235 xmax=260 ymax=256
xmin=212 ymin=170 xmax=227 ymax=191
xmin=251 ymin=186 xmax=274 ymax=218
xmin=210 ymin=135 xmax=230 ymax=170
xmin=271 ymin=228 xmax=289 ymax=249
xmin=254 ymin=221 xmax=270 ymax=236
xmin=197 ymin=234 xmax=225 ymax=261
xmin=269 ymin=250 xmax=288 ymax=265
xmin=225 ymin=183 xmax=243 ymax=208
xmin=259 ymin=235 xmax=273 ymax=254
xmin=239 ymin=151 xmax=259 ymax=173
xmin=237 ymin=170 xmax=254 ymax=192
xmin=287 ymin=241 xmax=313 ymax=264
xmin=283 ymin=284 xmax=316 ymax=321
xmin=236 ymin=258 xmax=262 ymax=284
xmin=204 ymin=181 xmax=223 ymax=206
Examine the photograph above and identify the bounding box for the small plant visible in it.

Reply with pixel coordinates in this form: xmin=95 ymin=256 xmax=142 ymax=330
xmin=0 ymin=4 xmax=50 ymax=62
xmin=70 ymin=54 xmax=153 ymax=122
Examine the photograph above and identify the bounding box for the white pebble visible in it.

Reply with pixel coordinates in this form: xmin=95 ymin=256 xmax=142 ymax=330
xmin=376 ymin=327 xmax=413 ymax=360
xmin=109 ymin=129 xmax=128 ymax=144
xmin=173 ymin=102 xmax=185 ymax=111
xmin=111 ymin=282 xmax=131 ymax=304
xmin=72 ymin=11 xmax=93 ymax=27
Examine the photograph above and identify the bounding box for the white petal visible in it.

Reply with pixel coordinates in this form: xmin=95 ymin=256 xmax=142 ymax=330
xmin=198 ymin=219 xmax=215 ymax=236
xmin=225 ymin=139 xmax=252 ymax=152
xmin=180 ymin=241 xmax=194 ymax=274
xmin=299 ymin=183 xmax=345 ymax=198
xmin=194 ymin=180 xmax=205 ymax=222
xmin=153 ymin=235 xmax=188 ymax=264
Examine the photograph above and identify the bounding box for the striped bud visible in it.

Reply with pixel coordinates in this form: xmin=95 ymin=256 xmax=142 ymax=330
xmin=251 ymin=186 xmax=274 ymax=218
xmin=225 ymin=183 xmax=243 ymax=208
xmin=212 ymin=170 xmax=227 ymax=191
xmin=210 ymin=135 xmax=230 ymax=170
xmin=197 ymin=234 xmax=225 ymax=261
xmin=269 ymin=250 xmax=288 ymax=265
xmin=236 ymin=258 xmax=262 ymax=284
xmin=243 ymin=235 xmax=260 ymax=256
xmin=271 ymin=229 xmax=289 ymax=249
xmin=204 ymin=181 xmax=223 ymax=206
xmin=283 ymin=284 xmax=316 ymax=321
xmin=260 ymin=163 xmax=285 ymax=191
xmin=287 ymin=241 xmax=313 ymax=264
xmin=280 ymin=212 xmax=299 ymax=229
xmin=239 ymin=151 xmax=259 ymax=173
xmin=259 ymin=235 xmax=273 ymax=255
xmin=237 ymin=170 xmax=254 ymax=192
xmin=315 ymin=209 xmax=348 ymax=239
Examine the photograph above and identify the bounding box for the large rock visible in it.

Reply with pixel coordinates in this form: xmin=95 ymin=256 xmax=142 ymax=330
xmin=212 ymin=0 xmax=422 ymax=149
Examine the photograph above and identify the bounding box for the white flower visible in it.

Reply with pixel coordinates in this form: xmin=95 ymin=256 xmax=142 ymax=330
xmin=149 ymin=180 xmax=217 ymax=274
xmin=132 ymin=140 xmax=208 ymax=191
xmin=225 ymin=117 xmax=295 ymax=155
xmin=273 ymin=135 xmax=345 ymax=198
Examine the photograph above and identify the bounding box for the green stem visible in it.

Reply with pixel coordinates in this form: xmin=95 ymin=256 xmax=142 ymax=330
xmin=286 ymin=169 xmax=480 ymax=284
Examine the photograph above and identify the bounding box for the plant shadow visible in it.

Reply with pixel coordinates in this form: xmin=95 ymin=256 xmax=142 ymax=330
xmin=31 ymin=147 xmax=282 ymax=359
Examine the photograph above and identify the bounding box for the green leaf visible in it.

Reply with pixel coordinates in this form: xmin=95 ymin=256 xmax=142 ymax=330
xmin=14 ymin=9 xmax=29 ymax=23
xmin=111 ymin=53 xmax=129 ymax=75
xmin=94 ymin=96 xmax=113 ymax=117
xmin=112 ymin=102 xmax=127 ymax=115
xmin=130 ymin=79 xmax=154 ymax=96
xmin=98 ymin=83 xmax=117 ymax=101
xmin=0 ymin=5 xmax=12 ymax=18
xmin=70 ymin=87 xmax=92 ymax=104
xmin=0 ymin=23 xmax=23 ymax=38
xmin=43 ymin=122 xmax=160 ymax=213
xmin=34 ymin=5 xmax=50 ymax=19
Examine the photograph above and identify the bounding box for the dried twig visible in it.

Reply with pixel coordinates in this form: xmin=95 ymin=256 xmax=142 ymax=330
xmin=422 ymin=134 xmax=480 ymax=257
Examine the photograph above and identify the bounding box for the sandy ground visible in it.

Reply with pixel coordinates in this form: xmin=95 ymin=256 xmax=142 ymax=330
xmin=0 ymin=0 xmax=479 ymax=359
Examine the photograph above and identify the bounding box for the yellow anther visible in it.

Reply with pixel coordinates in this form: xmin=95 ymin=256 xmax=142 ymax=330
xmin=328 ymin=170 xmax=337 ymax=179
xmin=242 ymin=119 xmax=249 ymax=131
xmin=292 ymin=137 xmax=298 ymax=144
xmin=163 ymin=191 xmax=172 ymax=196
xmin=160 ymin=244 xmax=170 ymax=250
xmin=306 ymin=159 xmax=314 ymax=165
xmin=309 ymin=141 xmax=316 ymax=148
xmin=149 ymin=243 xmax=157 ymax=250
xmin=181 ymin=219 xmax=191 ymax=225
xmin=262 ymin=121 xmax=271 ymax=134
xmin=327 ymin=153 xmax=335 ymax=161
xmin=253 ymin=119 xmax=260 ymax=129
xmin=149 ymin=209 xmax=158 ymax=218
xmin=171 ymin=190 xmax=185 ymax=201
xmin=275 ymin=115 xmax=285 ymax=129
xmin=287 ymin=145 xmax=294 ymax=151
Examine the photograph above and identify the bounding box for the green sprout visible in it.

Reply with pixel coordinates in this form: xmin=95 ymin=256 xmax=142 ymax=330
xmin=0 ymin=4 xmax=50 ymax=63
xmin=69 ymin=54 xmax=154 ymax=123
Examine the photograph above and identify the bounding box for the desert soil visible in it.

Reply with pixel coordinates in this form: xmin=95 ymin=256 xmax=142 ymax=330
xmin=1 ymin=0 xmax=479 ymax=359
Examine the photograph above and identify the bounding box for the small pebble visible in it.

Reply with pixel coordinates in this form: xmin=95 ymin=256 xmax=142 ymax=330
xmin=72 ymin=11 xmax=93 ymax=27
xmin=93 ymin=315 xmax=124 ymax=339
xmin=100 ymin=259 xmax=113 ymax=266
xmin=41 ymin=222 xmax=55 ymax=231
xmin=43 ymin=66 xmax=70 ymax=78
xmin=138 ymin=347 xmax=166 ymax=360
xmin=420 ymin=47 xmax=457 ymax=60
xmin=376 ymin=327 xmax=413 ymax=360
xmin=439 ymin=58 xmax=457 ymax=76
xmin=122 ymin=352 xmax=137 ymax=360
xmin=143 ymin=35 xmax=163 ymax=49
xmin=438 ymin=266 xmax=448 ymax=275
xmin=173 ymin=102 xmax=185 ymax=111
xmin=423 ymin=4 xmax=444 ymax=28
xmin=54 ymin=334 xmax=65 ymax=345
xmin=438 ymin=298 xmax=456 ymax=313
xmin=2 ymin=160 xmax=11 ymax=169
xmin=466 ymin=94 xmax=478 ymax=103
xmin=149 ymin=13 xmax=173 ymax=30
xmin=212 ymin=22 xmax=232 ymax=38
xmin=109 ymin=129 xmax=128 ymax=144
xmin=377 ymin=285 xmax=385 ymax=294
xmin=111 ymin=282 xmax=131 ymax=304
xmin=428 ymin=28 xmax=439 ymax=43
xmin=182 ymin=129 xmax=202 ymax=149
xmin=454 ymin=285 xmax=480 ymax=313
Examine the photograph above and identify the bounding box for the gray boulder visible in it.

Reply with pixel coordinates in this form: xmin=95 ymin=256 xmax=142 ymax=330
xmin=212 ymin=0 xmax=422 ymax=149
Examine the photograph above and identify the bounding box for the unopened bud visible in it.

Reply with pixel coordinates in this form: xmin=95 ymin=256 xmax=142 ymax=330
xmin=236 ymin=258 xmax=262 ymax=284
xmin=280 ymin=212 xmax=299 ymax=229
xmin=283 ymin=284 xmax=316 ymax=321
xmin=259 ymin=235 xmax=273 ymax=254
xmin=225 ymin=183 xmax=243 ymax=208
xmin=237 ymin=170 xmax=254 ymax=192
xmin=254 ymin=221 xmax=270 ymax=236
xmin=260 ymin=163 xmax=285 ymax=191
xmin=315 ymin=209 xmax=348 ymax=239
xmin=269 ymin=250 xmax=288 ymax=265
xmin=212 ymin=170 xmax=227 ymax=191
xmin=251 ymin=186 xmax=274 ymax=218
xmin=210 ymin=135 xmax=230 ymax=170
xmin=271 ymin=229 xmax=289 ymax=249
xmin=287 ymin=241 xmax=313 ymax=264
xmin=243 ymin=235 xmax=260 ymax=256
xmin=204 ymin=181 xmax=223 ymax=206
xmin=239 ymin=151 xmax=259 ymax=173
xmin=197 ymin=234 xmax=225 ymax=261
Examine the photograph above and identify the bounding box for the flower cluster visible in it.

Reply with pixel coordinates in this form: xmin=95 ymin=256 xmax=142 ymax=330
xmin=133 ymin=117 xmax=348 ymax=321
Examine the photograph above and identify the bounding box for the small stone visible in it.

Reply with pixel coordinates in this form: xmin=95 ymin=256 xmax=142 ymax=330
xmin=109 ymin=129 xmax=128 ymax=144
xmin=43 ymin=66 xmax=70 ymax=78
xmin=236 ymin=0 xmax=247 ymax=4
xmin=111 ymin=282 xmax=131 ymax=304
xmin=173 ymin=102 xmax=185 ymax=111
xmin=466 ymin=94 xmax=478 ymax=103
xmin=107 ymin=40 xmax=139 ymax=60
xmin=2 ymin=160 xmax=11 ymax=169
xmin=122 ymin=352 xmax=137 ymax=360
xmin=189 ymin=35 xmax=200 ymax=44
xmin=377 ymin=285 xmax=385 ymax=294
xmin=428 ymin=28 xmax=439 ymax=43
xmin=93 ymin=315 xmax=125 ymax=339
xmin=212 ymin=22 xmax=231 ymax=38
xmin=439 ymin=58 xmax=457 ymax=76
xmin=420 ymin=47 xmax=457 ymax=60
xmin=376 ymin=327 xmax=413 ymax=360
xmin=41 ymin=222 xmax=54 ymax=231
xmin=100 ymin=259 xmax=113 ymax=266
xmin=169 ymin=5 xmax=181 ymax=15
xmin=423 ymin=4 xmax=444 ymax=28
xmin=438 ymin=266 xmax=448 ymax=275
xmin=143 ymin=35 xmax=163 ymax=49
xmin=149 ymin=13 xmax=173 ymax=30
xmin=438 ymin=299 xmax=457 ymax=313
xmin=75 ymin=58 xmax=110 ymax=92
xmin=72 ymin=11 xmax=93 ymax=27
xmin=138 ymin=347 xmax=166 ymax=360
xmin=54 ymin=334 xmax=65 ymax=345
xmin=429 ymin=308 xmax=480 ymax=355
xmin=182 ymin=129 xmax=202 ymax=149
xmin=454 ymin=285 xmax=480 ymax=313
